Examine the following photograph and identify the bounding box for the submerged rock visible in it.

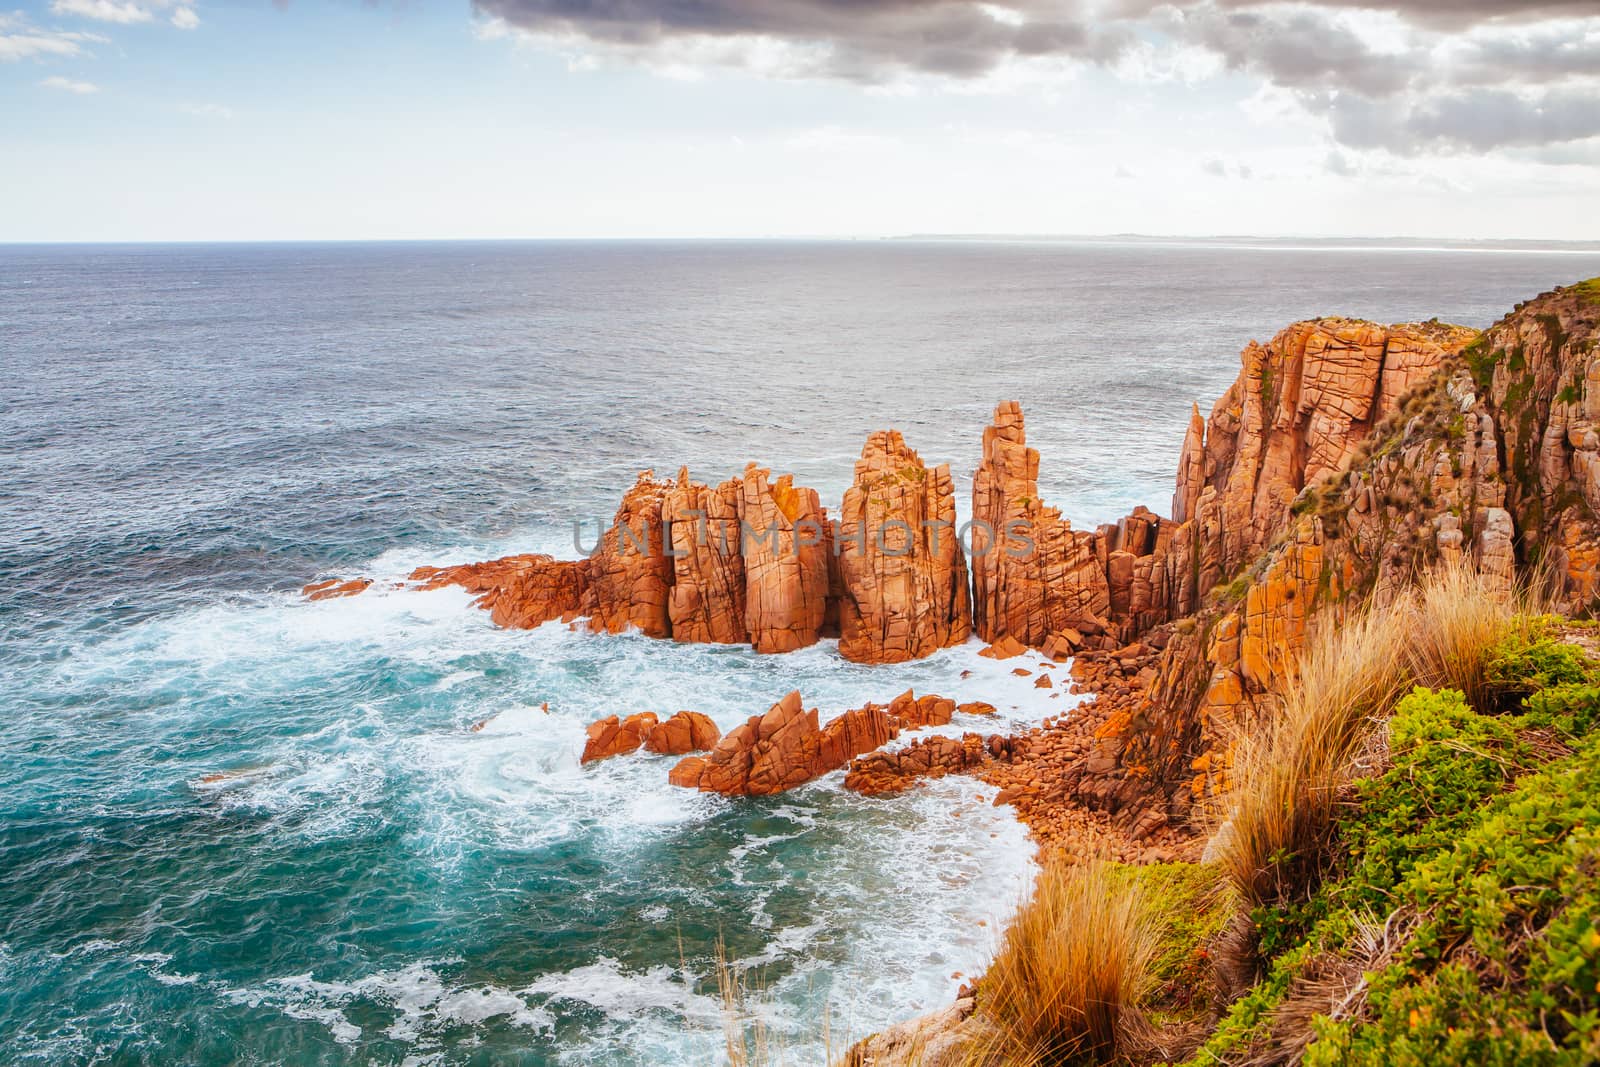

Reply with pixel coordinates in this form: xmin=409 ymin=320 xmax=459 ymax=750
xmin=301 ymin=577 xmax=372 ymax=601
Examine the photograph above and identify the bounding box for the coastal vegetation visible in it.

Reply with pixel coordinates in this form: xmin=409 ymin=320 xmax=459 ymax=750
xmin=828 ymin=279 xmax=1600 ymax=1067
xmin=938 ymin=571 xmax=1599 ymax=1067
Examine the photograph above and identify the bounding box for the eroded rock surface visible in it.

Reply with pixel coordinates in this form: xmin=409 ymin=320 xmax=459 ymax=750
xmin=580 ymin=712 xmax=660 ymax=763
xmin=643 ymin=710 xmax=723 ymax=756
xmin=668 ymin=689 xmax=972 ymax=797
xmin=836 ymin=431 xmax=971 ymax=663
xmin=409 ymin=554 xmax=588 ymax=629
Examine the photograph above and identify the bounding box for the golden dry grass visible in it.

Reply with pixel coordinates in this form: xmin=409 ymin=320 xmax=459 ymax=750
xmin=964 ymin=861 xmax=1157 ymax=1066
xmin=1216 ymin=595 xmax=1412 ymax=910
xmin=1404 ymin=560 xmax=1537 ymax=712
xmin=1214 ymin=561 xmax=1537 ymax=915
xmin=717 ymin=942 xmax=787 ymax=1067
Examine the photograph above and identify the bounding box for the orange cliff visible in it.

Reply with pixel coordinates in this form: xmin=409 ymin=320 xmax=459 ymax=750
xmin=968 ymin=319 xmax=1484 ymax=671
xmin=1071 ymin=317 xmax=1513 ymax=831
xmin=950 ymin=316 xmax=1504 ymax=838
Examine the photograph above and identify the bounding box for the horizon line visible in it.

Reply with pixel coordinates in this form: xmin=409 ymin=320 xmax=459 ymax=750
xmin=5 ymin=233 xmax=1600 ymax=251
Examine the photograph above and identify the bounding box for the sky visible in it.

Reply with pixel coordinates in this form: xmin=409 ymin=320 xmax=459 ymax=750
xmin=1 ymin=0 xmax=1597 ymax=241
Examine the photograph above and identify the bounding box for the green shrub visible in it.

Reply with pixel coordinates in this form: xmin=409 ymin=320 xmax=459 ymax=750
xmin=1485 ymin=625 xmax=1593 ymax=708
xmin=1307 ymin=739 xmax=1600 ymax=1065
xmin=1184 ymin=678 xmax=1600 ymax=1066
xmin=1337 ymin=687 xmax=1530 ymax=909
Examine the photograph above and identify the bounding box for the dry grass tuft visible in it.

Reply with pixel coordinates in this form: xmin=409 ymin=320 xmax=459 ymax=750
xmin=1215 ymin=596 xmax=1412 ymax=912
xmin=718 ymin=942 xmax=788 ymax=1067
xmin=1403 ymin=560 xmax=1529 ymax=712
xmin=1211 ymin=560 xmax=1543 ymax=983
xmin=964 ymin=861 xmax=1157 ymax=1066
xmin=1240 ymin=907 xmax=1420 ymax=1067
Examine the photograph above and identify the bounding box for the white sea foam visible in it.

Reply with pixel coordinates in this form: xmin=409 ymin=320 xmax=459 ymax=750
xmin=41 ymin=541 xmax=1046 ymax=1064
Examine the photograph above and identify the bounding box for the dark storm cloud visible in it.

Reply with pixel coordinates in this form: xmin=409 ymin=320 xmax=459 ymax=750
xmin=1320 ymin=85 xmax=1600 ymax=154
xmin=473 ymin=0 xmax=1600 ymax=154
xmin=1209 ymin=0 xmax=1600 ymax=29
xmin=472 ymin=0 xmax=1130 ymax=81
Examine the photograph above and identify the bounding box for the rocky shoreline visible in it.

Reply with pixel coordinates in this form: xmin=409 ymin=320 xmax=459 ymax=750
xmin=307 ymin=279 xmax=1600 ymax=1061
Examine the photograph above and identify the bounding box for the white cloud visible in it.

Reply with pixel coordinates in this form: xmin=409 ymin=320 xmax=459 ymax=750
xmin=50 ymin=0 xmax=153 ymax=24
xmin=0 ymin=16 xmax=106 ymax=60
xmin=179 ymin=101 xmax=233 ymax=118
xmin=170 ymin=5 xmax=198 ymax=29
xmin=39 ymin=74 xmax=98 ymax=93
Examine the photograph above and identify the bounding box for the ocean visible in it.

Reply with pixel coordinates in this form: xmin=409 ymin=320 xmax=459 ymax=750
xmin=3 ymin=239 xmax=1596 ymax=1065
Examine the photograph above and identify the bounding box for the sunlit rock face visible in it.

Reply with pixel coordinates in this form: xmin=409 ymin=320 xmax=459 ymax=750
xmin=836 ymin=430 xmax=971 ymax=665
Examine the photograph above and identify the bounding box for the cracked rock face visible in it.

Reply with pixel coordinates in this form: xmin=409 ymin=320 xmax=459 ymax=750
xmin=836 ymin=430 xmax=971 ymax=664
xmin=667 ymin=689 xmax=964 ymax=797
xmin=664 ymin=468 xmax=748 ymax=645
xmin=739 ymin=464 xmax=836 ymax=654
xmin=1480 ymin=284 xmax=1600 ymax=608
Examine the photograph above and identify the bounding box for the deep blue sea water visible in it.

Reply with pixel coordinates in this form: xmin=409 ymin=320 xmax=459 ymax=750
xmin=3 ymin=240 xmax=1597 ymax=1065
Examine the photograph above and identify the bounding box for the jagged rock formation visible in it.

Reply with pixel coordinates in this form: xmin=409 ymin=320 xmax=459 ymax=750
xmin=971 ymin=402 xmax=1180 ymax=651
xmin=972 ymin=400 xmax=1112 ymax=647
xmin=409 ymin=554 xmax=588 ymax=628
xmin=580 ymin=712 xmax=659 ymax=763
xmin=664 ymin=469 xmax=747 ymax=644
xmin=581 ymin=472 xmax=675 ymax=638
xmin=395 ymin=462 xmax=842 ymax=652
xmin=740 ymin=465 xmax=835 ymax=653
xmin=1165 ymin=319 xmax=1481 ymax=616
xmin=836 ymin=431 xmax=972 ymax=663
xmin=643 ymin=710 xmax=722 ymax=756
xmin=667 ymin=688 xmax=969 ymax=797
xmin=360 ymin=430 xmax=982 ymax=664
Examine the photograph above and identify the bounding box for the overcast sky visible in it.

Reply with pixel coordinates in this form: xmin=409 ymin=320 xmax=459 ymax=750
xmin=2 ymin=0 xmax=1596 ymax=240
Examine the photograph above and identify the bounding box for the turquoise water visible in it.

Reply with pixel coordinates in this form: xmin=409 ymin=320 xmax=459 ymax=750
xmin=3 ymin=556 xmax=1046 ymax=1063
xmin=4 ymin=240 xmax=1596 ymax=1064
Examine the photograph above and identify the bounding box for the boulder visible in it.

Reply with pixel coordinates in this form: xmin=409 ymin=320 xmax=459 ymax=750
xmin=844 ymin=733 xmax=989 ymax=796
xmin=887 ymin=689 xmax=956 ymax=728
xmin=977 ymin=634 xmax=1028 ymax=660
xmin=580 ymin=712 xmax=660 ymax=763
xmin=643 ymin=710 xmax=723 ymax=755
